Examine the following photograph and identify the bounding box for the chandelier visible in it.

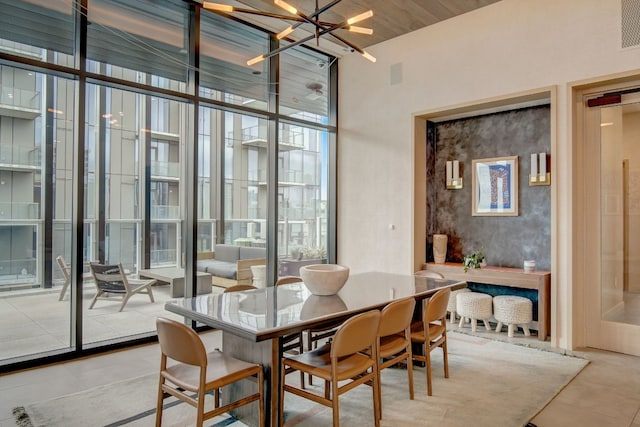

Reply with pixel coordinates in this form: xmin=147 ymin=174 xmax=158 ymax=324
xmin=203 ymin=1 xmax=376 ymax=65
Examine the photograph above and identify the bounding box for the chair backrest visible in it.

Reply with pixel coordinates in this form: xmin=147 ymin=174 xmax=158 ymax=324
xmin=424 ymin=287 xmax=451 ymax=323
xmin=56 ymin=256 xmax=71 ymax=281
xmin=275 ymin=276 xmax=302 ymax=286
xmin=378 ymin=297 xmax=416 ymax=337
xmin=156 ymin=317 xmax=207 ymax=367
xmin=414 ymin=270 xmax=445 ymax=279
xmin=331 ymin=310 xmax=381 ymax=359
xmin=90 ymin=262 xmax=127 ymax=293
xmin=224 ymin=284 xmax=257 ymax=293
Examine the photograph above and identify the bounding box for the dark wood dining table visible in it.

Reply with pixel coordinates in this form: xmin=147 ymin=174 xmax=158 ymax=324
xmin=165 ymin=271 xmax=466 ymax=426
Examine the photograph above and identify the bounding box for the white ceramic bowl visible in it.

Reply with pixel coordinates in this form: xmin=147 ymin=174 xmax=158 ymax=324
xmin=299 ymin=264 xmax=350 ymax=296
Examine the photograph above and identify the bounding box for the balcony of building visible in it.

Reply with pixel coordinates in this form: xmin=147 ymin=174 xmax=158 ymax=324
xmin=0 ymin=86 xmax=41 ymax=120
xmin=0 ymin=258 xmax=37 ymax=290
xmin=0 ymin=202 xmax=40 ymax=221
xmin=150 ymin=205 xmax=180 ymax=220
xmin=236 ymin=126 xmax=305 ymax=151
xmin=0 ymin=144 xmax=41 ymax=171
xmin=248 ymin=169 xmax=314 ymax=186
xmin=150 ymin=160 xmax=180 ymax=180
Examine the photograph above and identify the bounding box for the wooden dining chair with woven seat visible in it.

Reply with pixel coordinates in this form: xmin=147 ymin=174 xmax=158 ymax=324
xmin=377 ymin=297 xmax=416 ymax=415
xmin=155 ymin=317 xmax=264 ymax=427
xmin=280 ymin=309 xmax=382 ymax=427
xmin=410 ymin=287 xmax=451 ymax=396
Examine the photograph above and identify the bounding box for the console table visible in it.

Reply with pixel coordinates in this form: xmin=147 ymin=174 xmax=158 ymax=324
xmin=424 ymin=262 xmax=551 ymax=341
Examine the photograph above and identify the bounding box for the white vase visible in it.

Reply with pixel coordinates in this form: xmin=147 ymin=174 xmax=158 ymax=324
xmin=433 ymin=234 xmax=448 ymax=264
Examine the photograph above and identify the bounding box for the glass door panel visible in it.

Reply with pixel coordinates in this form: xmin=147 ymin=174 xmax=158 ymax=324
xmin=585 ymin=90 xmax=640 ymax=357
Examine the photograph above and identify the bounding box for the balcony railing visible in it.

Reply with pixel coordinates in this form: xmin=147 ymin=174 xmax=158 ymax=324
xmin=151 ymin=161 xmax=180 ymax=178
xmin=229 ymin=125 xmax=305 ymax=150
xmin=0 ymin=258 xmax=37 ymax=287
xmin=0 ymin=144 xmax=41 ymax=167
xmin=0 ymin=86 xmax=40 ymax=111
xmin=150 ymin=249 xmax=177 ymax=265
xmin=151 ymin=205 xmax=181 ymax=219
xmin=0 ymin=202 xmax=40 ymax=220
xmin=248 ymin=169 xmax=311 ymax=184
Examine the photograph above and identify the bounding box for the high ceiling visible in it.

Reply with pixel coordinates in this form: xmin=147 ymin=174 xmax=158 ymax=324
xmin=236 ymin=0 xmax=502 ymax=51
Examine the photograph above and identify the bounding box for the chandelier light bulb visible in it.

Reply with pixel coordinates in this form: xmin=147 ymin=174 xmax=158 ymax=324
xmin=347 ymin=10 xmax=373 ymax=25
xmin=274 ymin=0 xmax=298 ymax=15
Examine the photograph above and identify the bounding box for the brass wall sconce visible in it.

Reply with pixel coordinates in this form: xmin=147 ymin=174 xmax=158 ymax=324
xmin=529 ymin=152 xmax=550 ymax=186
xmin=446 ymin=160 xmax=463 ymax=189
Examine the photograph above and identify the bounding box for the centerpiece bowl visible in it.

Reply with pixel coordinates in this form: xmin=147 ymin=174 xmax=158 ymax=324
xmin=299 ymin=264 xmax=350 ymax=295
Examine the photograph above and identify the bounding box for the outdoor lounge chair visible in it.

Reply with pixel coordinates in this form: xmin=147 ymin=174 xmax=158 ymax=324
xmin=56 ymin=256 xmax=93 ymax=301
xmin=89 ymin=262 xmax=156 ymax=311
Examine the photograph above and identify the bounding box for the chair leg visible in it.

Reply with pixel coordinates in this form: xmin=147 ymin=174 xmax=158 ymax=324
xmin=495 ymin=321 xmax=503 ymax=333
xmin=147 ymin=285 xmax=155 ymax=303
xmin=155 ymin=377 xmax=165 ymax=427
xmin=58 ymin=279 xmax=69 ymax=301
xmin=372 ymin=367 xmax=381 ymax=427
xmin=119 ymin=293 xmax=132 ymax=312
xmin=458 ymin=316 xmax=465 ymax=328
xmin=331 ymin=377 xmax=340 ymax=427
xmin=258 ymin=368 xmax=265 ymax=427
xmin=522 ymin=325 xmax=531 ymax=336
xmin=196 ymin=389 xmax=205 ymax=427
xmin=407 ymin=351 xmax=415 ymax=400
xmin=426 ymin=344 xmax=433 ymax=396
xmin=442 ymin=336 xmax=449 ymax=379
xmin=279 ymin=360 xmax=287 ymax=427
xmin=89 ymin=290 xmax=102 ymax=309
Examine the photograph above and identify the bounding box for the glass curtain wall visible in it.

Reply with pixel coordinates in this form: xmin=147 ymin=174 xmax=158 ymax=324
xmin=0 ymin=0 xmax=336 ymax=370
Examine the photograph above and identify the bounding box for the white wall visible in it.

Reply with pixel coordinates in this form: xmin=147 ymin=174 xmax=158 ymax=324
xmin=336 ymin=0 xmax=640 ymax=350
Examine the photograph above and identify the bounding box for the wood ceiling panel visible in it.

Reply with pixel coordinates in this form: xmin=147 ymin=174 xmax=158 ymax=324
xmin=236 ymin=0 xmax=502 ymax=49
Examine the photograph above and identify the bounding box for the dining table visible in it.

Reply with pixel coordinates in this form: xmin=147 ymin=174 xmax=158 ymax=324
xmin=165 ymin=271 xmax=466 ymax=427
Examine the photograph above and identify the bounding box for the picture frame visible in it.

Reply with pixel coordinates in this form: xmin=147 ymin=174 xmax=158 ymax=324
xmin=472 ymin=156 xmax=519 ymax=216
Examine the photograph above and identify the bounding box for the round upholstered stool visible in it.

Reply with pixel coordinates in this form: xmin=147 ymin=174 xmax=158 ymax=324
xmin=493 ymin=295 xmax=533 ymax=337
xmin=447 ymin=288 xmax=471 ymax=324
xmin=457 ymin=292 xmax=493 ymax=332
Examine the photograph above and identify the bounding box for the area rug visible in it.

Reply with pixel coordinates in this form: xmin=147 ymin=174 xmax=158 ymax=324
xmin=13 ymin=333 xmax=588 ymax=427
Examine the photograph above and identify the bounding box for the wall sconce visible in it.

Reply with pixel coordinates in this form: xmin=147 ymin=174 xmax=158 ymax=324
xmin=529 ymin=152 xmax=550 ymax=186
xmin=446 ymin=160 xmax=463 ymax=189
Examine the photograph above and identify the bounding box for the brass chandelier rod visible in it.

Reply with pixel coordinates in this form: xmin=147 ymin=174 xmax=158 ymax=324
xmin=203 ymin=0 xmax=376 ymax=65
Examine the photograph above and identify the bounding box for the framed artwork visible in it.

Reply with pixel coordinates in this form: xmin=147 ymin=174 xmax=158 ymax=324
xmin=472 ymin=156 xmax=519 ymax=216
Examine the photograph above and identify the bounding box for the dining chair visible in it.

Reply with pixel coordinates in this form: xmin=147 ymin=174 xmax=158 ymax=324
xmin=280 ymin=309 xmax=381 ymax=427
xmin=275 ymin=276 xmax=306 ymax=388
xmin=88 ymin=262 xmax=155 ymax=311
xmin=223 ymin=284 xmax=257 ymax=293
xmin=275 ymin=276 xmax=303 ymax=286
xmin=279 ymin=274 xmax=342 ymax=385
xmin=377 ymin=297 xmax=416 ymax=415
xmin=410 ymin=287 xmax=451 ymax=396
xmin=155 ymin=317 xmax=264 ymax=427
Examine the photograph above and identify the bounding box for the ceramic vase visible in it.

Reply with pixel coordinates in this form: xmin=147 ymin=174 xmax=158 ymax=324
xmin=433 ymin=234 xmax=448 ymax=264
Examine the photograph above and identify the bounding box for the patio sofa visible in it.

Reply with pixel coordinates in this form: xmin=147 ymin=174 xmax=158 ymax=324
xmin=197 ymin=244 xmax=266 ymax=288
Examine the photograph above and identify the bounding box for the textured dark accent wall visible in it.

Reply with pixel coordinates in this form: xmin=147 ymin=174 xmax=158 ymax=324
xmin=426 ymin=105 xmax=551 ymax=270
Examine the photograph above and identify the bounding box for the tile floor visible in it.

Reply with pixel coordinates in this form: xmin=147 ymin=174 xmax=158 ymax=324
xmin=0 ymin=287 xmax=640 ymax=426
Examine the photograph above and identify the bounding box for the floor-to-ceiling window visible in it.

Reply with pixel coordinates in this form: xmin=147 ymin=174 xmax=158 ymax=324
xmin=0 ymin=0 xmax=337 ymax=370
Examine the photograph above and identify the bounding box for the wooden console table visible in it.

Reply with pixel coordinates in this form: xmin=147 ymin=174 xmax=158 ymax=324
xmin=424 ymin=262 xmax=551 ymax=341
